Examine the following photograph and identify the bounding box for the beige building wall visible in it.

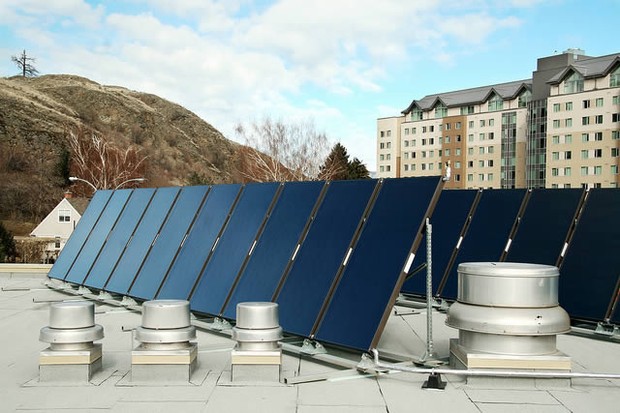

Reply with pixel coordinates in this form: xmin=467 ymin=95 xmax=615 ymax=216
xmin=547 ymin=73 xmax=620 ymax=188
xmin=376 ymin=117 xmax=402 ymax=178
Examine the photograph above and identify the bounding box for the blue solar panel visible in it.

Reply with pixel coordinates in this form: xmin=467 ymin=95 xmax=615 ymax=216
xmin=156 ymin=184 xmax=242 ymax=300
xmin=611 ymin=283 xmax=620 ymax=324
xmin=64 ymin=190 xmax=133 ymax=285
xmin=84 ymin=188 xmax=156 ymax=290
xmin=48 ymin=190 xmax=113 ymax=281
xmin=315 ymin=177 xmax=441 ymax=351
xmin=559 ymin=189 xmax=620 ymax=322
xmin=104 ymin=187 xmax=181 ymax=295
xmin=221 ymin=181 xmax=326 ymax=319
xmin=506 ymin=189 xmax=584 ymax=265
xmin=275 ymin=179 xmax=378 ymax=338
xmin=190 ymin=182 xmax=280 ymax=316
xmin=401 ymin=189 xmax=478 ymax=296
xmin=438 ymin=189 xmax=526 ymax=300
xmin=128 ymin=186 xmax=209 ymax=300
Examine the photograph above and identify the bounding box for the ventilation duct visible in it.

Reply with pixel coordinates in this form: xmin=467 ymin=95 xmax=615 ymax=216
xmin=446 ymin=262 xmax=571 ymax=375
xmin=231 ymin=302 xmax=282 ymax=382
xmin=131 ymin=300 xmax=197 ymax=382
xmin=39 ymin=300 xmax=104 ymax=382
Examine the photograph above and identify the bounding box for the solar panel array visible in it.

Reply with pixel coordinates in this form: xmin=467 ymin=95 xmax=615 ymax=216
xmin=49 ymin=177 xmax=442 ymax=351
xmin=49 ymin=182 xmax=620 ymax=349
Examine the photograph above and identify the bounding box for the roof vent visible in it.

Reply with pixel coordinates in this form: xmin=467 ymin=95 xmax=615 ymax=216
xmin=231 ymin=302 xmax=282 ymax=382
xmin=446 ymin=263 xmax=572 ymax=382
xmin=131 ymin=300 xmax=197 ymax=382
xmin=39 ymin=300 xmax=104 ymax=382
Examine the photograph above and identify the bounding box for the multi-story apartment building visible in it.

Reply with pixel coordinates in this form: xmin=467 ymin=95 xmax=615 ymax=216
xmin=378 ymin=49 xmax=620 ymax=189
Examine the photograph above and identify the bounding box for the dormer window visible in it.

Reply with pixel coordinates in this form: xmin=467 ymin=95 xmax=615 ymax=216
xmin=518 ymin=89 xmax=532 ymax=108
xmin=488 ymin=93 xmax=503 ymax=111
xmin=434 ymin=102 xmax=447 ymax=118
xmin=611 ymin=66 xmax=620 ymax=87
xmin=564 ymin=71 xmax=584 ymax=94
xmin=411 ymin=108 xmax=423 ymax=121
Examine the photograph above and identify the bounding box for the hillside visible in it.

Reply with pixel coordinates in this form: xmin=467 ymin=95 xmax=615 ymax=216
xmin=0 ymin=74 xmax=241 ymax=231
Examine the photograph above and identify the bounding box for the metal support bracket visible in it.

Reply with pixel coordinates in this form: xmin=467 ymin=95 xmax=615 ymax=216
xmin=300 ymin=339 xmax=327 ymax=355
xmin=121 ymin=296 xmax=137 ymax=307
xmin=422 ymin=372 xmax=446 ymax=390
xmin=77 ymin=286 xmax=92 ymax=295
xmin=595 ymin=322 xmax=620 ymax=339
xmin=211 ymin=317 xmax=232 ymax=331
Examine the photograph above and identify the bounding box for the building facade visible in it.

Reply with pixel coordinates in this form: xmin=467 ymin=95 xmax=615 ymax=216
xmin=377 ymin=49 xmax=620 ymax=189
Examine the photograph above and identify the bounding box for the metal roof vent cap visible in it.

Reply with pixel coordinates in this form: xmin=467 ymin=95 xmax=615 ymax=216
xmin=231 ymin=302 xmax=282 ymax=382
xmin=131 ymin=300 xmax=197 ymax=382
xmin=39 ymin=300 xmax=104 ymax=382
xmin=446 ymin=262 xmax=572 ymax=381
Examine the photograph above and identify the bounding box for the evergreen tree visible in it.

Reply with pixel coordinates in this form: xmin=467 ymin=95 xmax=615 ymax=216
xmin=318 ymin=143 xmax=350 ymax=180
xmin=347 ymin=157 xmax=370 ymax=179
xmin=0 ymin=223 xmax=16 ymax=263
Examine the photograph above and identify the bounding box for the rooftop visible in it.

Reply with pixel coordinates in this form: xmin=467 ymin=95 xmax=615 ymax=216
xmin=2 ymin=272 xmax=619 ymax=412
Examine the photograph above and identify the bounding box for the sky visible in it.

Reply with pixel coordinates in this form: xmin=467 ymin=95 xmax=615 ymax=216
xmin=0 ymin=0 xmax=618 ymax=171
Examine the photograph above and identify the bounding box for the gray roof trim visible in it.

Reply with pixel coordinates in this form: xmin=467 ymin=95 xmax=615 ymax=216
xmin=547 ymin=54 xmax=620 ymax=84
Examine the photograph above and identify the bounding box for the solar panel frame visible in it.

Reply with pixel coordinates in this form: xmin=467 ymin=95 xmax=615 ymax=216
xmin=314 ymin=177 xmax=443 ymax=351
xmin=64 ymin=189 xmax=133 ymax=285
xmin=558 ymin=189 xmax=620 ymax=322
xmin=103 ymin=187 xmax=181 ymax=295
xmin=83 ymin=188 xmax=157 ymax=290
xmin=156 ymin=184 xmax=242 ymax=300
xmin=128 ymin=186 xmax=210 ymax=300
xmin=189 ymin=182 xmax=281 ymax=317
xmin=220 ymin=180 xmax=327 ymax=319
xmin=437 ymin=189 xmax=527 ymax=300
xmin=48 ymin=190 xmax=113 ymax=281
xmin=273 ymin=179 xmax=380 ymax=339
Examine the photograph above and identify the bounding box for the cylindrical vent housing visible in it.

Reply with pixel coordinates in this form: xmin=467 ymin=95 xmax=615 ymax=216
xmin=447 ymin=262 xmax=570 ymax=356
xmin=40 ymin=301 xmax=104 ymax=350
xmin=232 ymin=302 xmax=282 ymax=351
xmin=135 ymin=300 xmax=196 ymax=346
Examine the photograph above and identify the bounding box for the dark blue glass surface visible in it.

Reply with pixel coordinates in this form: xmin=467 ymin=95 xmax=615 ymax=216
xmin=316 ymin=177 xmax=440 ymax=351
xmin=129 ymin=186 xmax=209 ymax=300
xmin=84 ymin=188 xmax=156 ymax=290
xmin=401 ymin=189 xmax=478 ymax=296
xmin=221 ymin=181 xmax=325 ymax=319
xmin=275 ymin=179 xmax=378 ymax=338
xmin=64 ymin=190 xmax=132 ymax=285
xmin=439 ymin=189 xmax=526 ymax=300
xmin=48 ymin=190 xmax=113 ymax=280
xmin=190 ymin=182 xmax=280 ymax=316
xmin=104 ymin=187 xmax=181 ymax=295
xmin=157 ymin=184 xmax=242 ymax=300
xmin=507 ymin=189 xmax=583 ymax=265
xmin=559 ymin=189 xmax=620 ymax=322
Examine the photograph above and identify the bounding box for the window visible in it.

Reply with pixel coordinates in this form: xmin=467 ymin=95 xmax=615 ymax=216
xmin=595 ymin=115 xmax=604 ymax=124
xmin=479 ymin=133 xmax=485 ymax=141
xmin=594 ymin=149 xmax=602 ymax=158
xmin=422 ymin=138 xmax=427 ymax=145
xmin=489 ymin=119 xmax=494 ymax=127
xmin=518 ymin=90 xmax=531 ymax=108
xmin=565 ymin=167 xmax=571 ymax=176
xmin=612 ymin=165 xmax=619 ymax=175
xmin=434 ymin=103 xmax=448 ymax=118
xmin=380 ymin=166 xmax=385 ymax=172
xmin=488 ymin=94 xmax=503 ymax=111
xmin=454 ymin=161 xmax=461 ymax=169
xmin=455 ymin=148 xmax=461 ymax=156
xmin=565 ymin=118 xmax=572 ymax=127
xmin=553 ymin=119 xmax=560 ymax=128
xmin=614 ymin=96 xmax=619 ymax=105
xmin=421 ymin=163 xmax=426 ymax=171
xmin=456 ymin=135 xmax=462 ymax=142
xmin=413 ymin=127 xmax=417 ymax=134
xmin=581 ymin=149 xmax=588 ymax=159
xmin=444 ymin=148 xmax=450 ymax=156
xmin=455 ymin=174 xmax=461 ymax=182
xmin=479 ymin=160 xmax=485 ymax=167
xmin=565 ymin=151 xmax=572 ymax=160
xmin=404 ymin=152 xmax=409 ymax=159
xmin=552 ymin=135 xmax=560 ymax=144
xmin=455 ymin=122 xmax=462 ymax=129
xmin=429 ymin=125 xmax=435 ymax=132
xmin=54 ymin=237 xmax=61 ymax=249
xmin=480 ymin=119 xmax=486 ymax=127
xmin=387 ymin=130 xmax=391 ymax=137
xmin=611 ymin=66 xmax=620 ymax=87
xmin=386 ymin=142 xmax=391 ymax=149
xmin=564 ymin=71 xmax=584 ymax=93
xmin=595 ymin=132 xmax=603 ymax=141
xmin=429 ymin=138 xmax=435 ymax=145
xmin=404 ymin=140 xmax=409 ymax=147
xmin=583 ymin=99 xmax=591 ymax=109
xmin=596 ymin=98 xmax=604 ymax=107
xmin=380 ymin=154 xmax=385 ymax=161
xmin=582 ymin=133 xmax=589 ymax=142
xmin=445 ymin=123 xmax=451 ymax=130
xmin=412 ymin=140 xmax=417 ymax=146
xmin=582 ymin=116 xmax=590 ymax=125
xmin=613 ymin=131 xmax=620 ymax=140
xmin=552 ymin=168 xmax=559 ymax=176
xmin=468 ymin=161 xmax=474 ymax=168
xmin=386 ymin=154 xmax=391 ymax=160
xmin=467 ymin=174 xmax=473 ymax=182
xmin=612 ymin=148 xmax=619 ymax=157
xmin=411 ymin=108 xmax=423 ymax=121
xmin=479 ymin=174 xmax=485 ymax=181
xmin=58 ymin=209 xmax=71 ymax=223
xmin=565 ymin=134 xmax=573 ymax=144
xmin=553 ymin=103 xmax=561 ymax=112
xmin=404 ymin=128 xmax=410 ymax=135
xmin=594 ymin=166 xmax=602 ymax=175
xmin=468 ymin=120 xmax=474 ymax=128
xmin=422 ymin=126 xmax=427 ymax=133
xmin=488 ymin=132 xmax=495 ymax=140
xmin=386 ymin=165 xmax=391 ymax=172
xmin=404 ymin=164 xmax=409 ymax=171
xmin=613 ymin=113 xmax=620 ymax=122
xmin=581 ymin=166 xmax=588 ymax=176
xmin=479 ymin=147 xmax=485 ymax=155
xmin=429 ymin=150 xmax=435 ymax=158
xmin=429 ymin=163 xmax=434 ymax=170
xmin=380 ymin=143 xmax=385 ymax=149
xmin=488 ymin=173 xmax=494 ymax=181
xmin=461 ymin=106 xmax=475 ymax=115
xmin=380 ymin=131 xmax=385 ymax=137
xmin=552 ymin=152 xmax=560 ymax=161
xmin=468 ymin=134 xmax=474 ymax=142
xmin=468 ymin=147 xmax=474 ymax=155
xmin=444 ymin=136 xmax=451 ymax=144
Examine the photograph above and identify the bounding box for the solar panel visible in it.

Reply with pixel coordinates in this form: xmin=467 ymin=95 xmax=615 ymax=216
xmin=48 ymin=190 xmax=113 ymax=281
xmin=401 ymin=189 xmax=479 ymax=296
xmin=104 ymin=187 xmax=181 ymax=295
xmin=64 ymin=189 xmax=133 ymax=285
xmin=189 ymin=182 xmax=280 ymax=316
xmin=559 ymin=189 xmax=620 ymax=322
xmin=315 ymin=177 xmax=442 ymax=351
xmin=505 ymin=189 xmax=584 ymax=265
xmin=274 ymin=179 xmax=379 ymax=339
xmin=128 ymin=186 xmax=209 ymax=300
xmin=83 ymin=188 xmax=157 ymax=290
xmin=156 ymin=184 xmax=242 ymax=300
xmin=221 ymin=181 xmax=326 ymax=319
xmin=438 ymin=189 xmax=526 ymax=300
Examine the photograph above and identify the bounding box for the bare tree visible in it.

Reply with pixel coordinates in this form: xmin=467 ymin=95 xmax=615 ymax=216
xmin=67 ymin=126 xmax=148 ymax=193
xmin=11 ymin=50 xmax=39 ymax=77
xmin=234 ymin=117 xmax=330 ymax=182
